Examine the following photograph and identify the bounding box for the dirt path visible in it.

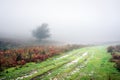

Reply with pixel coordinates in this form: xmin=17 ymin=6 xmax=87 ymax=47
xmin=33 ymin=52 xmax=90 ymax=80
xmin=31 ymin=52 xmax=85 ymax=80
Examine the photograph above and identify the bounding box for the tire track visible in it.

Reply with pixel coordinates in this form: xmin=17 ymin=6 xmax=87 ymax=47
xmin=30 ymin=51 xmax=84 ymax=80
xmin=30 ymin=51 xmax=86 ymax=80
xmin=53 ymin=52 xmax=91 ymax=80
xmin=39 ymin=52 xmax=90 ymax=80
xmin=66 ymin=52 xmax=94 ymax=80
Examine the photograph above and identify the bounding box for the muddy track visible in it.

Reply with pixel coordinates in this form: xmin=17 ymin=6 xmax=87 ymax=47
xmin=52 ymin=53 xmax=91 ymax=80
xmin=31 ymin=60 xmax=71 ymax=80
xmin=66 ymin=52 xmax=94 ymax=80
xmin=33 ymin=52 xmax=90 ymax=80
xmin=53 ymin=57 xmax=89 ymax=80
xmin=30 ymin=51 xmax=84 ymax=80
xmin=31 ymin=53 xmax=86 ymax=80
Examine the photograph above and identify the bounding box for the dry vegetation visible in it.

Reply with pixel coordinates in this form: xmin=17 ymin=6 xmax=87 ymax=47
xmin=0 ymin=44 xmax=84 ymax=71
xmin=107 ymin=45 xmax=120 ymax=71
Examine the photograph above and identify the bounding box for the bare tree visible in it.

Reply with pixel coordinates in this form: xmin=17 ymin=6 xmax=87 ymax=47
xmin=32 ymin=23 xmax=50 ymax=41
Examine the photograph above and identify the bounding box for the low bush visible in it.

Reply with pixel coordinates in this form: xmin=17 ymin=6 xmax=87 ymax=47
xmin=0 ymin=44 xmax=85 ymax=71
xmin=107 ymin=45 xmax=120 ymax=71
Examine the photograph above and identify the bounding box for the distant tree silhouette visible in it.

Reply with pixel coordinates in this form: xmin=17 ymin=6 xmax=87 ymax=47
xmin=32 ymin=23 xmax=50 ymax=41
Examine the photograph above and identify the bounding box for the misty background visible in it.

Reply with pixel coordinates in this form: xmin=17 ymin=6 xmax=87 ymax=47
xmin=0 ymin=0 xmax=120 ymax=44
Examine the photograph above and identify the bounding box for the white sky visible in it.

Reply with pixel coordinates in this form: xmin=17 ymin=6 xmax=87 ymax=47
xmin=0 ymin=0 xmax=120 ymax=43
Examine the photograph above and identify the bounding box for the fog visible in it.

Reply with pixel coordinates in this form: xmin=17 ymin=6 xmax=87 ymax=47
xmin=0 ymin=0 xmax=120 ymax=44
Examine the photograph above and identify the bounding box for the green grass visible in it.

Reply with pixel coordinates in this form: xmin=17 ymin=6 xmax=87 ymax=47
xmin=0 ymin=46 xmax=120 ymax=80
xmin=67 ymin=47 xmax=120 ymax=80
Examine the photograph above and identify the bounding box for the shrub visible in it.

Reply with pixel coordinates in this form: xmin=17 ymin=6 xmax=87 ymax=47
xmin=107 ymin=46 xmax=114 ymax=53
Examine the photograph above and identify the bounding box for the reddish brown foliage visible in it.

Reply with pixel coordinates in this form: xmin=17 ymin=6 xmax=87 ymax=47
xmin=107 ymin=45 xmax=120 ymax=71
xmin=0 ymin=45 xmax=84 ymax=71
